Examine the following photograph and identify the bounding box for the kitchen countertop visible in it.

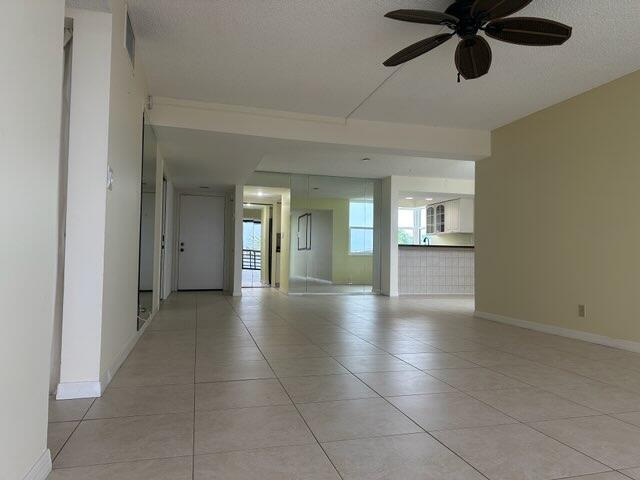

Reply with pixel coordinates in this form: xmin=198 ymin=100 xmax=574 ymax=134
xmin=398 ymin=244 xmax=475 ymax=249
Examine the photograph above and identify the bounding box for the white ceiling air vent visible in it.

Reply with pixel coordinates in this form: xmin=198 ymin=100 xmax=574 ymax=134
xmin=125 ymin=5 xmax=135 ymax=68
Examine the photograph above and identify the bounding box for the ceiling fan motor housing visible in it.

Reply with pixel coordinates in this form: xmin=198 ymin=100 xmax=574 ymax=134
xmin=446 ymin=0 xmax=485 ymax=38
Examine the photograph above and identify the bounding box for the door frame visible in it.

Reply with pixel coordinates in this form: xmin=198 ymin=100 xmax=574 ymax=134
xmin=176 ymin=193 xmax=226 ymax=291
xmin=159 ymin=177 xmax=167 ymax=299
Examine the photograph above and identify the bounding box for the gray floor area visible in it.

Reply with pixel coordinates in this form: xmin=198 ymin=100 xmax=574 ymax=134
xmin=48 ymin=290 xmax=640 ymax=479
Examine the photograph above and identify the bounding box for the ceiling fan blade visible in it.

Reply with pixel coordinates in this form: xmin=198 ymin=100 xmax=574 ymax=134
xmin=455 ymin=35 xmax=492 ymax=80
xmin=485 ymin=17 xmax=572 ymax=46
xmin=385 ymin=10 xmax=459 ymax=27
xmin=471 ymin=0 xmax=534 ymax=21
xmin=384 ymin=33 xmax=454 ymax=67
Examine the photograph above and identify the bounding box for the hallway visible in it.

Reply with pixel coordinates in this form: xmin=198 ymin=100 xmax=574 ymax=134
xmin=48 ymin=291 xmax=640 ymax=479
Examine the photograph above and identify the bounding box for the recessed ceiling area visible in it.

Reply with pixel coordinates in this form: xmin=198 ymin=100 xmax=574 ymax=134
xmin=243 ymin=186 xmax=288 ymax=205
xmin=128 ymin=0 xmax=640 ymax=129
xmin=398 ymin=192 xmax=472 ymax=208
xmin=155 ymin=126 xmax=474 ymax=189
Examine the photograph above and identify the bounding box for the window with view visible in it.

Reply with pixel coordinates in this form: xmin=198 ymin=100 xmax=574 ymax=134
xmin=398 ymin=207 xmax=429 ymax=245
xmin=349 ymin=200 xmax=373 ymax=254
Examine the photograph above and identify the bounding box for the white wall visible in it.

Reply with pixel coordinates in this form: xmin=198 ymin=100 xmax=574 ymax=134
xmin=58 ymin=7 xmax=112 ymax=398
xmin=260 ymin=206 xmax=270 ymax=284
xmin=99 ymin=0 xmax=149 ymax=387
xmin=0 ymin=2 xmax=64 ymax=479
xmin=58 ymin=1 xmax=149 ymax=398
xmin=280 ymin=190 xmax=291 ymax=293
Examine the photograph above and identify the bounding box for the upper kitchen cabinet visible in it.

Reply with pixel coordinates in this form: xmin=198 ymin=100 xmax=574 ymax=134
xmin=433 ymin=198 xmax=474 ymax=234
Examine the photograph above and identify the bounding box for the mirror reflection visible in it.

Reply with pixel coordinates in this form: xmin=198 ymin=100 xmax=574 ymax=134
xmin=137 ymin=119 xmax=157 ymax=328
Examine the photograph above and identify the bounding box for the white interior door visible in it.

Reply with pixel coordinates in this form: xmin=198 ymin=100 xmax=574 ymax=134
xmin=178 ymin=195 xmax=225 ymax=290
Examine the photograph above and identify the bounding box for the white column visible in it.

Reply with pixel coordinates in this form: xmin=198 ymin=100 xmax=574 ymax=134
xmin=57 ymin=9 xmax=113 ymax=399
xmin=232 ymin=184 xmax=244 ymax=296
xmin=380 ymin=176 xmax=399 ymax=297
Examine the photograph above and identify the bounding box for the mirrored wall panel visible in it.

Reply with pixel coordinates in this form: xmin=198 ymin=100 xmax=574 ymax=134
xmin=289 ymin=174 xmax=376 ymax=294
xmin=137 ymin=118 xmax=157 ymax=328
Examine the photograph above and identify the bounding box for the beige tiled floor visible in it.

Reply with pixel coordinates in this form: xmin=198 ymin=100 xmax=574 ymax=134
xmin=48 ymin=290 xmax=640 ymax=479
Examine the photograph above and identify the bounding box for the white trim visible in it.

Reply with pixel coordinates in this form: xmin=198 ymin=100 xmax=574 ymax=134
xmin=154 ymin=97 xmax=348 ymax=125
xmin=56 ymin=311 xmax=153 ymax=400
xmin=56 ymin=381 xmax=102 ymax=400
xmin=100 ymin=309 xmax=153 ymax=389
xmin=23 ymin=449 xmax=51 ymax=480
xmin=475 ymin=311 xmax=640 ymax=354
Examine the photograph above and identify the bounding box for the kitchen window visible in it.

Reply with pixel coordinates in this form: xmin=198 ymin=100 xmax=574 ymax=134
xmin=398 ymin=206 xmax=431 ymax=245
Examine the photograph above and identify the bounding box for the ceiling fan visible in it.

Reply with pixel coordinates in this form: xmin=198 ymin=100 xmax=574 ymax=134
xmin=383 ymin=0 xmax=572 ymax=80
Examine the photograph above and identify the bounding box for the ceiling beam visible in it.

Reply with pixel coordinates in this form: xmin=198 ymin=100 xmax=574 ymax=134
xmin=149 ymin=97 xmax=491 ymax=161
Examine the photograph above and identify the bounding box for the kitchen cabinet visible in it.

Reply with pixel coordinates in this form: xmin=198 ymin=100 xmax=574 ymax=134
xmin=427 ymin=198 xmax=474 ymax=234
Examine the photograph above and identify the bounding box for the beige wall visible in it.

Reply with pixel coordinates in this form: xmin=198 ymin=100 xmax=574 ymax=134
xmin=476 ymin=69 xmax=640 ymax=344
xmin=0 ymin=1 xmax=64 ymax=478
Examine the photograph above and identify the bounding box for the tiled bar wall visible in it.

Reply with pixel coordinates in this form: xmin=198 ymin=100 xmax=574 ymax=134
xmin=398 ymin=246 xmax=474 ymax=295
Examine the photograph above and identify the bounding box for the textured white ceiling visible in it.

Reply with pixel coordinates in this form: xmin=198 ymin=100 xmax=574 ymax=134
xmin=128 ymin=0 xmax=640 ymax=129
xmin=155 ymin=126 xmax=474 ymax=188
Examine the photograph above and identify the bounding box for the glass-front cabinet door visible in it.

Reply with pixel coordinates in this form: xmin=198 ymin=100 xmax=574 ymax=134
xmin=436 ymin=204 xmax=445 ymax=233
xmin=426 ymin=206 xmax=435 ymax=234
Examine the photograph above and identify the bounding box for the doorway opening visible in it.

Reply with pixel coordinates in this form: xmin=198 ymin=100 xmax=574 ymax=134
xmin=242 ymin=203 xmax=272 ymax=288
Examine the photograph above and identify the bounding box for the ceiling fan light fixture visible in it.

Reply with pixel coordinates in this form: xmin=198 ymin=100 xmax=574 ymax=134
xmin=382 ymin=0 xmax=572 ymax=80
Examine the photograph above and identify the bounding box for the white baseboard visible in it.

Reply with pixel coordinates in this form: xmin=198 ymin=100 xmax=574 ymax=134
xmin=475 ymin=310 xmax=640 ymax=354
xmin=57 ymin=313 xmax=153 ymax=400
xmin=99 ymin=310 xmax=153 ymax=390
xmin=56 ymin=381 xmax=102 ymax=399
xmin=23 ymin=449 xmax=51 ymax=480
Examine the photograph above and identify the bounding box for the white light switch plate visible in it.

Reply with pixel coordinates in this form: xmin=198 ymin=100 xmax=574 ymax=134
xmin=106 ymin=165 xmax=114 ymax=191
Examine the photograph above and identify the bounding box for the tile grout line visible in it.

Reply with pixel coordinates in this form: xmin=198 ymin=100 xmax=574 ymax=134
xmin=192 ymin=294 xmax=199 ymax=480
xmin=334 ymin=356 xmax=493 ymax=480
xmin=223 ymin=295 xmax=347 ymax=480
xmin=263 ymin=294 xmax=640 ymax=478
xmin=50 ymin=291 xmax=640 ymax=477
xmin=49 ymin=396 xmax=98 ymax=466
xmin=229 ymin=293 xmax=493 ymax=480
xmin=386 ymin=348 xmax=621 ymax=475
